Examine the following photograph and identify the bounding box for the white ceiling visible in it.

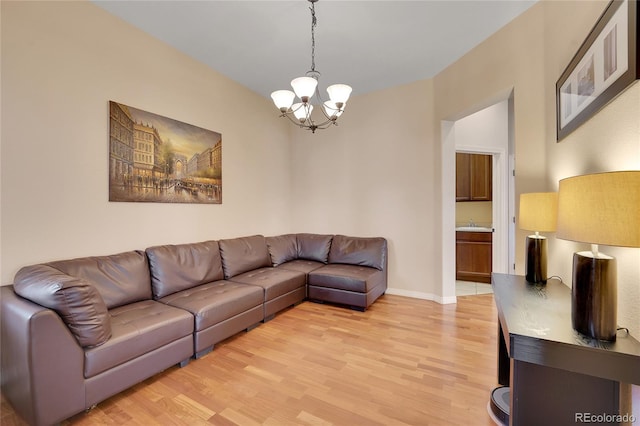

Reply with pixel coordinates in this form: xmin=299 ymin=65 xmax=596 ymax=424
xmin=93 ymin=0 xmax=537 ymax=99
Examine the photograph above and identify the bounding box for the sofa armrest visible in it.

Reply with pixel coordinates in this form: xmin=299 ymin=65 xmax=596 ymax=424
xmin=1 ymin=286 xmax=85 ymax=425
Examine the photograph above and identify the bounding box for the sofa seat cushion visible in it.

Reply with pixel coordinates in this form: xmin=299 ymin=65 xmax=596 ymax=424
xmin=308 ymin=264 xmax=385 ymax=293
xmin=276 ymin=259 xmax=325 ymax=275
xmin=229 ymin=268 xmax=305 ymax=301
xmin=84 ymin=300 xmax=193 ymax=378
xmin=158 ymin=281 xmax=263 ymax=331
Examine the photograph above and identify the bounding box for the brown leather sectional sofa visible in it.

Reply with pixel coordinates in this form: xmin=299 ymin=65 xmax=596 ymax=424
xmin=0 ymin=233 xmax=387 ymax=425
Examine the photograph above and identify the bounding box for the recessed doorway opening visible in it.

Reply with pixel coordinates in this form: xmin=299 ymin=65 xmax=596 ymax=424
xmin=441 ymin=94 xmax=516 ymax=302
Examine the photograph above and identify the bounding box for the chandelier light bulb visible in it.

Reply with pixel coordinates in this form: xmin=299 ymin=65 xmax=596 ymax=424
xmin=270 ymin=90 xmax=295 ymax=112
xmin=291 ymin=77 xmax=318 ymax=103
xmin=326 ymin=84 xmax=352 ymax=108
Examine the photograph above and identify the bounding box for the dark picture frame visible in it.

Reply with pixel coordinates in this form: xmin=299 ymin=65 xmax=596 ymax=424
xmin=556 ymin=0 xmax=639 ymax=141
xmin=109 ymin=101 xmax=222 ymax=204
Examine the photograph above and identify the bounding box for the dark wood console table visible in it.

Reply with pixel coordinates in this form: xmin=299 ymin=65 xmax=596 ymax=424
xmin=492 ymin=273 xmax=640 ymax=426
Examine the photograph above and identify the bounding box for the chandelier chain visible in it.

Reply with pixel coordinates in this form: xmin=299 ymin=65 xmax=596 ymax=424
xmin=310 ymin=1 xmax=317 ymax=72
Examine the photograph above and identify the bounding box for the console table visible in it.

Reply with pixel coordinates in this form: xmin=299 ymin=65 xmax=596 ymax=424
xmin=492 ymin=273 xmax=640 ymax=426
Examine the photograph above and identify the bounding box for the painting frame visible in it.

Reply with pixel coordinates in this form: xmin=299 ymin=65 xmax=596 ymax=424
xmin=109 ymin=101 xmax=222 ymax=204
xmin=556 ymin=0 xmax=639 ymax=141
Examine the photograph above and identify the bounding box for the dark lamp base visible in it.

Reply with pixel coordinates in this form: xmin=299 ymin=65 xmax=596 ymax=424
xmin=525 ymin=236 xmax=547 ymax=284
xmin=571 ymin=252 xmax=617 ymax=342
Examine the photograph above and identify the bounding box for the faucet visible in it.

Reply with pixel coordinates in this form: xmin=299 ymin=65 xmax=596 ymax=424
xmin=468 ymin=219 xmax=476 ymax=227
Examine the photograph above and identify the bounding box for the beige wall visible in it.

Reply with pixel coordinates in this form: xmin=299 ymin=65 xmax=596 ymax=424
xmin=0 ymin=1 xmax=292 ymax=283
xmin=456 ymin=202 xmax=492 ymax=227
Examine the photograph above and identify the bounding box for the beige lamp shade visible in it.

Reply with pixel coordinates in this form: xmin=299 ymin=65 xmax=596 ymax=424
xmin=556 ymin=171 xmax=640 ymax=248
xmin=519 ymin=192 xmax=558 ymax=232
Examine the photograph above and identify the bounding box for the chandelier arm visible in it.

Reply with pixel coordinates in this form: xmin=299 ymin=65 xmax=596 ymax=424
xmin=301 ymin=103 xmax=315 ymax=128
xmin=281 ymin=110 xmax=335 ymax=132
xmin=281 ymin=112 xmax=308 ymax=127
xmin=318 ymin=106 xmax=332 ymax=121
xmin=281 ymin=113 xmax=300 ymax=125
xmin=310 ymin=85 xmax=334 ymax=122
xmin=281 ymin=105 xmax=317 ymax=129
xmin=290 ymin=103 xmax=305 ymax=114
xmin=312 ymin=119 xmax=338 ymax=130
xmin=303 ymin=116 xmax=316 ymax=128
xmin=308 ymin=115 xmax=336 ymax=129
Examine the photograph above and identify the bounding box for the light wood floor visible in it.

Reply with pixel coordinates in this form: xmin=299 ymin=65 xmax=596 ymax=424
xmin=1 ymin=294 xmax=500 ymax=426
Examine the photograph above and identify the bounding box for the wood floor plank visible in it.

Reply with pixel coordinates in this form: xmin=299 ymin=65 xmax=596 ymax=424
xmin=1 ymin=294 xmax=500 ymax=425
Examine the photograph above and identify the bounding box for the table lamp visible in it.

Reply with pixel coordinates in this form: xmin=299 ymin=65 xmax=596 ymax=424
xmin=556 ymin=171 xmax=640 ymax=341
xmin=519 ymin=192 xmax=558 ymax=284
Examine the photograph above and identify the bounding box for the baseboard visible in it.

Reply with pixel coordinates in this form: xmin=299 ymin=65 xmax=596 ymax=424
xmin=385 ymin=287 xmax=457 ymax=305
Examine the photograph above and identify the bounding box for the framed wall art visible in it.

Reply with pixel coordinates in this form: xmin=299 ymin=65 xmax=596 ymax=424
xmin=109 ymin=101 xmax=222 ymax=204
xmin=556 ymin=0 xmax=638 ymax=141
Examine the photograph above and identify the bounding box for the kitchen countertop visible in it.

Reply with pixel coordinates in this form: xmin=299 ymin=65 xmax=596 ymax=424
xmin=456 ymin=226 xmax=493 ymax=232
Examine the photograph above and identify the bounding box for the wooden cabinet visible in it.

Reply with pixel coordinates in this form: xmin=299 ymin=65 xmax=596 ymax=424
xmin=470 ymin=154 xmax=492 ymax=201
xmin=456 ymin=231 xmax=492 ymax=283
xmin=456 ymin=153 xmax=492 ymax=201
xmin=455 ymin=153 xmax=471 ymax=201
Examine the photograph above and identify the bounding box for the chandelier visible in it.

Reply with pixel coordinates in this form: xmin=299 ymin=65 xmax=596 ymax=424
xmin=270 ymin=0 xmax=352 ymax=133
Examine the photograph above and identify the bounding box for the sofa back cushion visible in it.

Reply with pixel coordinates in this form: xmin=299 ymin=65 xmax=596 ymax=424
xmin=146 ymin=240 xmax=224 ymax=299
xmin=297 ymin=233 xmax=333 ymax=263
xmin=328 ymin=235 xmax=387 ymax=271
xmin=13 ymin=264 xmax=112 ymax=348
xmin=266 ymin=234 xmax=298 ymax=267
xmin=218 ymin=235 xmax=271 ymax=279
xmin=47 ymin=251 xmax=152 ymax=309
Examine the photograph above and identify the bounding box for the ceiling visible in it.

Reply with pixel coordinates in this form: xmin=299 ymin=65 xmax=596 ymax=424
xmin=93 ymin=0 xmax=537 ymax=100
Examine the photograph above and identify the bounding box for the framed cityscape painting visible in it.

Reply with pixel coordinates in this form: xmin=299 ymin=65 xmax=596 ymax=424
xmin=109 ymin=101 xmax=222 ymax=204
xmin=556 ymin=0 xmax=639 ymax=141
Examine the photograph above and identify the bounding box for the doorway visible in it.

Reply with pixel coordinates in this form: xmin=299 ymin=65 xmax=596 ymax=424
xmin=440 ymin=96 xmax=515 ymax=302
xmin=455 ymin=152 xmax=494 ymax=295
